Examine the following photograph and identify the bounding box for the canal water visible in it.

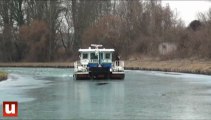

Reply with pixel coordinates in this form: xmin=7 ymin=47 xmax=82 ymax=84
xmin=1 ymin=68 xmax=211 ymax=119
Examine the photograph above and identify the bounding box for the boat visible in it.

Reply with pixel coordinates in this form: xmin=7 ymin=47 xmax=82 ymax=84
xmin=73 ymin=44 xmax=125 ymax=80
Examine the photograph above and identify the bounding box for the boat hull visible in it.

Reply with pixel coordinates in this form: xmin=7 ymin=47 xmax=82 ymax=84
xmin=74 ymin=72 xmax=91 ymax=80
xmin=74 ymin=71 xmax=124 ymax=80
xmin=110 ymin=72 xmax=125 ymax=79
xmin=89 ymin=67 xmax=110 ymax=79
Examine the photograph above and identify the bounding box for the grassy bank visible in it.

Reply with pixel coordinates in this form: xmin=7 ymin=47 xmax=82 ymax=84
xmin=0 ymin=71 xmax=8 ymax=81
xmin=0 ymin=62 xmax=73 ymax=68
xmin=0 ymin=59 xmax=211 ymax=75
xmin=125 ymin=59 xmax=211 ymax=75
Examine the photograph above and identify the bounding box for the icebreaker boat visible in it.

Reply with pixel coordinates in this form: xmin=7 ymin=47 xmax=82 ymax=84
xmin=73 ymin=44 xmax=125 ymax=80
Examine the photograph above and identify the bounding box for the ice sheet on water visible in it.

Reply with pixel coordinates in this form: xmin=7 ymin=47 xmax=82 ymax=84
xmin=30 ymin=68 xmax=73 ymax=79
xmin=0 ymin=67 xmax=73 ymax=104
xmin=128 ymin=70 xmax=211 ymax=82
xmin=61 ymin=74 xmax=73 ymax=78
xmin=0 ymin=73 xmax=51 ymax=104
xmin=0 ymin=67 xmax=73 ymax=78
xmin=0 ymin=74 xmax=50 ymax=88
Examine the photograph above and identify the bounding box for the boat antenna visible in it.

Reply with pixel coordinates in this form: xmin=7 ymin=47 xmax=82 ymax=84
xmin=91 ymin=44 xmax=103 ymax=49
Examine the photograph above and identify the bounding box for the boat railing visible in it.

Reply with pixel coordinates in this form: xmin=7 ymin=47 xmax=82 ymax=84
xmin=74 ymin=61 xmax=78 ymax=72
xmin=89 ymin=59 xmax=98 ymax=63
xmin=74 ymin=61 xmax=87 ymax=72
xmin=101 ymin=59 xmax=112 ymax=63
xmin=113 ymin=60 xmax=124 ymax=68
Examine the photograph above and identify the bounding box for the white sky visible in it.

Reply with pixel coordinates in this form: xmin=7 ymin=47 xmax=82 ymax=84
xmin=161 ymin=1 xmax=211 ymax=26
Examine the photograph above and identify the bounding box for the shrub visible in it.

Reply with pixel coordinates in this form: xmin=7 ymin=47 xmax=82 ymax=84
xmin=0 ymin=71 xmax=8 ymax=81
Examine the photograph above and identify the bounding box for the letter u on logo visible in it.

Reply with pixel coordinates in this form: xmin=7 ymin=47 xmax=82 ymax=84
xmin=5 ymin=104 xmax=16 ymax=114
xmin=3 ymin=101 xmax=18 ymax=117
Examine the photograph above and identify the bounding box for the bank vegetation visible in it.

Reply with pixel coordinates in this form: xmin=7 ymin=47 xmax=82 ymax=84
xmin=0 ymin=71 xmax=8 ymax=81
xmin=0 ymin=0 xmax=211 ymax=62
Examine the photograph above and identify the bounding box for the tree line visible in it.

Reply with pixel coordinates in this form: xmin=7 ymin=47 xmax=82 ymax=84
xmin=0 ymin=0 xmax=211 ymax=62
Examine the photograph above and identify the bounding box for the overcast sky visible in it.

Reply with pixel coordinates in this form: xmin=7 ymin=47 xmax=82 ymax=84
xmin=161 ymin=1 xmax=211 ymax=26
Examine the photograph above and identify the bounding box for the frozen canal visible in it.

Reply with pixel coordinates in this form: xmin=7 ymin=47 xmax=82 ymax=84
xmin=1 ymin=67 xmax=211 ymax=119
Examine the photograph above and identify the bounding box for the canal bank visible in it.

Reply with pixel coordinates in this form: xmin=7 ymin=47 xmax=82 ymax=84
xmin=0 ymin=71 xmax=8 ymax=81
xmin=0 ymin=59 xmax=211 ymax=75
xmin=125 ymin=59 xmax=211 ymax=75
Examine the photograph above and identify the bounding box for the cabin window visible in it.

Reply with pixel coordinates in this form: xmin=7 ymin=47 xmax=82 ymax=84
xmin=105 ymin=53 xmax=110 ymax=59
xmin=91 ymin=53 xmax=98 ymax=59
xmin=82 ymin=53 xmax=88 ymax=59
